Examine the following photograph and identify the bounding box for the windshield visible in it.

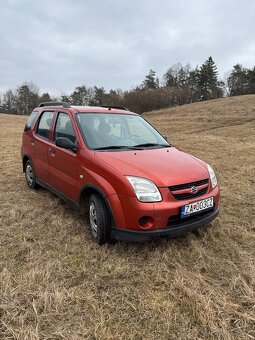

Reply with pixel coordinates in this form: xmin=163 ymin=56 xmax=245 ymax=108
xmin=76 ymin=113 xmax=170 ymax=150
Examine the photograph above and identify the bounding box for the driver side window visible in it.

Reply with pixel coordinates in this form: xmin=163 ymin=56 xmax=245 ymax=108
xmin=54 ymin=112 xmax=76 ymax=144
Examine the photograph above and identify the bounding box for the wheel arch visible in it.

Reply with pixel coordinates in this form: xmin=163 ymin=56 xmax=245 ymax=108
xmin=22 ymin=154 xmax=32 ymax=172
xmin=79 ymin=184 xmax=116 ymax=227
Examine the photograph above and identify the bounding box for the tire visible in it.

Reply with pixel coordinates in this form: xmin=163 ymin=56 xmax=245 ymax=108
xmin=89 ymin=193 xmax=111 ymax=245
xmin=25 ymin=160 xmax=38 ymax=189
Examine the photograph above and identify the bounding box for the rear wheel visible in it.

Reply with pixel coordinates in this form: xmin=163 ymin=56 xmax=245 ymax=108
xmin=25 ymin=160 xmax=38 ymax=189
xmin=89 ymin=194 xmax=111 ymax=245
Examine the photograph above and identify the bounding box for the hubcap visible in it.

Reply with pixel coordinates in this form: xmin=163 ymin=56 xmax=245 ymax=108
xmin=25 ymin=164 xmax=33 ymax=185
xmin=89 ymin=202 xmax=98 ymax=237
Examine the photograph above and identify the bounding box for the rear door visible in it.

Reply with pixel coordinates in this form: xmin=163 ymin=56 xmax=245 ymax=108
xmin=48 ymin=111 xmax=79 ymax=202
xmin=32 ymin=111 xmax=55 ymax=184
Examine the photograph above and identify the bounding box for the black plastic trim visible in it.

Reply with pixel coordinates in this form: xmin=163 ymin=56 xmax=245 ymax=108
xmin=111 ymin=207 xmax=219 ymax=242
xmin=36 ymin=178 xmax=80 ymax=210
xmin=169 ymin=178 xmax=209 ymax=191
xmin=79 ymin=183 xmax=116 ymax=227
xmin=172 ymin=187 xmax=208 ymax=200
xmin=22 ymin=154 xmax=33 ymax=172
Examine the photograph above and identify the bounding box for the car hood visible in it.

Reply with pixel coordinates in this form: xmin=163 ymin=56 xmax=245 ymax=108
xmin=95 ymin=147 xmax=209 ymax=187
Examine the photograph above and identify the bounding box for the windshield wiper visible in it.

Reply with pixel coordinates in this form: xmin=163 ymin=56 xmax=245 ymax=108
xmin=93 ymin=145 xmax=139 ymax=151
xmin=133 ymin=143 xmax=170 ymax=148
xmin=93 ymin=143 xmax=171 ymax=151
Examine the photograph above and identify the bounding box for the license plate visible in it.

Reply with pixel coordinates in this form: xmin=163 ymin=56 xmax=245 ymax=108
xmin=181 ymin=197 xmax=214 ymax=218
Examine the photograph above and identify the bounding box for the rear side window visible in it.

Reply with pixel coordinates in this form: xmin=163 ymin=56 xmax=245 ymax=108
xmin=36 ymin=111 xmax=54 ymax=140
xmin=24 ymin=111 xmax=38 ymax=131
xmin=54 ymin=112 xmax=76 ymax=144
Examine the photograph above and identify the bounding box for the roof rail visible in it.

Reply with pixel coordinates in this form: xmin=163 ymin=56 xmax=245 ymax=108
xmin=99 ymin=105 xmax=129 ymax=111
xmin=38 ymin=101 xmax=71 ymax=108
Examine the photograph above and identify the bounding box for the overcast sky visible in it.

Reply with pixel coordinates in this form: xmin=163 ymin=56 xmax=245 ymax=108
xmin=0 ymin=0 xmax=254 ymax=95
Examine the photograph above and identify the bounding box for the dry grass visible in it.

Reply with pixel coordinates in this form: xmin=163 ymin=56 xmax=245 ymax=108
xmin=0 ymin=95 xmax=255 ymax=339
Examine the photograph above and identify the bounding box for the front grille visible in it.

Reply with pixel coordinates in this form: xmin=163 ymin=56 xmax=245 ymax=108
xmin=169 ymin=178 xmax=209 ymax=191
xmin=173 ymin=187 xmax=208 ymax=200
xmin=167 ymin=206 xmax=215 ymax=227
xmin=169 ymin=178 xmax=209 ymax=201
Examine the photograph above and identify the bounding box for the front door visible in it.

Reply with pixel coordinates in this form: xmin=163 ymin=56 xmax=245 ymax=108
xmin=48 ymin=111 xmax=79 ymax=202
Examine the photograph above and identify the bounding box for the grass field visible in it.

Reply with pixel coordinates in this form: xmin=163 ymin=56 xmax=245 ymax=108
xmin=0 ymin=95 xmax=255 ymax=339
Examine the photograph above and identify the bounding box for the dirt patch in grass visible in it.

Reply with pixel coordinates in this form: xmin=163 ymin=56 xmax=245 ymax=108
xmin=0 ymin=95 xmax=255 ymax=339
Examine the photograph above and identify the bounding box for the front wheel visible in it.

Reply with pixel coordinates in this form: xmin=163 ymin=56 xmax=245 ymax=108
xmin=25 ymin=160 xmax=38 ymax=189
xmin=89 ymin=194 xmax=111 ymax=245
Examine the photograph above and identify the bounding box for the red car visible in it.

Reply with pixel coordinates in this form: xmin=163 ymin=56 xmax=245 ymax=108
xmin=22 ymin=102 xmax=220 ymax=244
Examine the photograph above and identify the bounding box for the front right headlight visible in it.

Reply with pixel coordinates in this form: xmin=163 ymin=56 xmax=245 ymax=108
xmin=126 ymin=176 xmax=162 ymax=202
xmin=207 ymin=164 xmax=218 ymax=188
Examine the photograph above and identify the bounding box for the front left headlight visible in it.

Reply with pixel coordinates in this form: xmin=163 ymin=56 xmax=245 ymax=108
xmin=207 ymin=164 xmax=218 ymax=188
xmin=126 ymin=176 xmax=162 ymax=202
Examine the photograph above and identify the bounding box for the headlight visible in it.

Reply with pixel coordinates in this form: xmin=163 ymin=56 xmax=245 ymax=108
xmin=207 ymin=164 xmax=217 ymax=188
xmin=126 ymin=176 xmax=162 ymax=202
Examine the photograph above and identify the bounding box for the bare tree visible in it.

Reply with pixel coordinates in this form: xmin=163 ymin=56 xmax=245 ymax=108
xmin=2 ymin=89 xmax=17 ymax=114
xmin=15 ymin=82 xmax=39 ymax=115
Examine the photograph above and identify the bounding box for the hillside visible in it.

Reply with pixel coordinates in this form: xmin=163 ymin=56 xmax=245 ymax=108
xmin=0 ymin=95 xmax=255 ymax=339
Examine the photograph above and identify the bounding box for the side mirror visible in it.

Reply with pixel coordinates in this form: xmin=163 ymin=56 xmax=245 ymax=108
xmin=56 ymin=137 xmax=77 ymax=153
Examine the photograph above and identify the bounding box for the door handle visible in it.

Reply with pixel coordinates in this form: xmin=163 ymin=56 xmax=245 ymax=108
xmin=49 ymin=148 xmax=56 ymax=155
xmin=31 ymin=139 xmax=35 ymax=145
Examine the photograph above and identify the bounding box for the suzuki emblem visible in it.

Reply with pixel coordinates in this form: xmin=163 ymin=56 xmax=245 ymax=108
xmin=191 ymin=186 xmax=198 ymax=194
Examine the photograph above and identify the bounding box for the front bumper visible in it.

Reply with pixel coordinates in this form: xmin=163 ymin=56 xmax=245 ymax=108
xmin=111 ymin=207 xmax=219 ymax=242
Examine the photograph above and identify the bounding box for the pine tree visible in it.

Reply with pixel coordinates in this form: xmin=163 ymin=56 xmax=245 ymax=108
xmin=93 ymin=86 xmax=106 ymax=105
xmin=187 ymin=67 xmax=200 ymax=102
xmin=70 ymin=86 xmax=88 ymax=105
xmin=198 ymin=57 xmax=222 ymax=100
xmin=164 ymin=63 xmax=191 ymax=88
xmin=61 ymin=94 xmax=71 ymax=103
xmin=39 ymin=92 xmax=51 ymax=103
xmin=142 ymin=69 xmax=159 ymax=90
xmin=164 ymin=65 xmax=180 ymax=87
xmin=247 ymin=66 xmax=255 ymax=94
xmin=229 ymin=65 xmax=255 ymax=96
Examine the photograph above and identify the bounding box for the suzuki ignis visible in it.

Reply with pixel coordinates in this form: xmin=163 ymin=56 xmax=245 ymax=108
xmin=22 ymin=102 xmax=220 ymax=244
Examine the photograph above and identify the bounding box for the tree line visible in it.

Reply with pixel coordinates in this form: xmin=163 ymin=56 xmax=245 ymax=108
xmin=1 ymin=57 xmax=255 ymax=115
